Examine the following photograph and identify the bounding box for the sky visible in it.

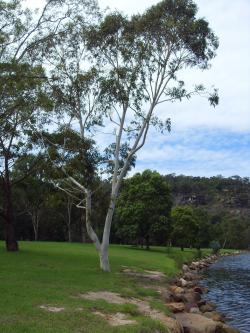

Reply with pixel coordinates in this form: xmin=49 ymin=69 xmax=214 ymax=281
xmin=26 ymin=0 xmax=250 ymax=178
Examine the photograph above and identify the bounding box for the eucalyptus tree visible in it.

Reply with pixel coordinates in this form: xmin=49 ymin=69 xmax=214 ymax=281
xmin=0 ymin=0 xmax=73 ymax=251
xmin=83 ymin=0 xmax=219 ymax=271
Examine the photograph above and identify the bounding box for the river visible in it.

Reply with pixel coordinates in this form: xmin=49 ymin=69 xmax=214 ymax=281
xmin=201 ymin=252 xmax=250 ymax=333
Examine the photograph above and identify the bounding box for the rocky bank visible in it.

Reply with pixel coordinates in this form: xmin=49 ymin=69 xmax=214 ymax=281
xmin=164 ymin=254 xmax=241 ymax=333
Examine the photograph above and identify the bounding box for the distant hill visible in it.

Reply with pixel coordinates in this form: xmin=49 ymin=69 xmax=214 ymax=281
xmin=164 ymin=174 xmax=250 ymax=219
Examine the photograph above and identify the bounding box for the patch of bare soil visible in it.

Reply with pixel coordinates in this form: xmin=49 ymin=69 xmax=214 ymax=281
xmin=93 ymin=311 xmax=137 ymax=327
xmin=79 ymin=291 xmax=182 ymax=332
xmin=121 ymin=267 xmax=166 ymax=282
xmin=79 ymin=291 xmax=126 ymax=304
xmin=39 ymin=305 xmax=65 ymax=312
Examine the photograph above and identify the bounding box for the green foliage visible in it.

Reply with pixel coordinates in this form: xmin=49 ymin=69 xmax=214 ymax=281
xmin=171 ymin=206 xmax=199 ymax=250
xmin=34 ymin=128 xmax=101 ymax=186
xmin=115 ymin=170 xmax=172 ymax=248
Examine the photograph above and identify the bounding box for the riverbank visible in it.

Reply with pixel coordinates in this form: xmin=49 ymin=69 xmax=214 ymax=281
xmin=165 ymin=253 xmax=241 ymax=332
xmin=0 ymin=241 xmax=240 ymax=332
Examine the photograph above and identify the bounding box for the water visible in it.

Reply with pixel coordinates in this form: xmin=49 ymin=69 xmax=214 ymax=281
xmin=201 ymin=252 xmax=250 ymax=333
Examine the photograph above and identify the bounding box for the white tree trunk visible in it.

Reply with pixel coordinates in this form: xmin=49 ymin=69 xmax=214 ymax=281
xmin=99 ymin=246 xmax=110 ymax=272
xmin=100 ymin=196 xmax=116 ymax=272
xmin=85 ymin=190 xmax=101 ymax=252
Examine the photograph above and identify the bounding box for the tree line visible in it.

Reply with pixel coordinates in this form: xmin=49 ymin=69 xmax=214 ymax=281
xmin=1 ymin=168 xmax=249 ymax=251
xmin=0 ymin=0 xmax=219 ymax=270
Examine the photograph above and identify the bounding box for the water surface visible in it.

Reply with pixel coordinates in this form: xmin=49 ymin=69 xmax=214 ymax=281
xmin=201 ymin=252 xmax=250 ymax=333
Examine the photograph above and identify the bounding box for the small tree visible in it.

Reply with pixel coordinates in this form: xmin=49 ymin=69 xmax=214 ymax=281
xmin=209 ymin=240 xmax=221 ymax=254
xmin=171 ymin=206 xmax=199 ymax=250
xmin=115 ymin=170 xmax=172 ymax=249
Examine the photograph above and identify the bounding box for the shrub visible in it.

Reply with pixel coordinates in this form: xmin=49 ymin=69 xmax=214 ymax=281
xmin=210 ymin=240 xmax=221 ymax=254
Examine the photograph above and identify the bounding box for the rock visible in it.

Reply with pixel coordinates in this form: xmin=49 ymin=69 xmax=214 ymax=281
xmin=184 ymin=272 xmax=200 ymax=281
xmin=172 ymin=293 xmax=184 ymax=302
xmin=182 ymin=292 xmax=201 ymax=304
xmin=200 ymin=302 xmax=216 ymax=313
xmin=190 ymin=262 xmax=200 ymax=270
xmin=166 ymin=302 xmax=185 ymax=313
xmin=186 ymin=281 xmax=197 ymax=288
xmin=179 ymin=278 xmax=188 ymax=287
xmin=169 ymin=285 xmax=185 ymax=294
xmin=175 ymin=313 xmax=217 ymax=333
xmin=182 ymin=264 xmax=190 ymax=272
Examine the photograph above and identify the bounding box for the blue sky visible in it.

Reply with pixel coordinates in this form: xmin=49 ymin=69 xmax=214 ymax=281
xmin=26 ymin=0 xmax=250 ymax=178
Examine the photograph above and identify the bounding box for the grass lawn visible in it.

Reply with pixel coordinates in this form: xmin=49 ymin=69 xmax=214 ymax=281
xmin=0 ymin=241 xmax=212 ymax=333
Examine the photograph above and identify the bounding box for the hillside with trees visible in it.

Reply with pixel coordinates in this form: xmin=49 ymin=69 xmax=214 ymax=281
xmin=165 ymin=174 xmax=250 ymax=249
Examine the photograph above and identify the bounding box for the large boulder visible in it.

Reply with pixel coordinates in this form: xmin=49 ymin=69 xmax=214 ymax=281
xmin=175 ymin=313 xmax=217 ymax=333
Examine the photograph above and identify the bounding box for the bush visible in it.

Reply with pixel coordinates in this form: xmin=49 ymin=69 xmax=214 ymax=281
xmin=209 ymin=240 xmax=221 ymax=254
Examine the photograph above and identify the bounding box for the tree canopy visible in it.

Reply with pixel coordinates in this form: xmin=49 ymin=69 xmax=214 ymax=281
xmin=115 ymin=170 xmax=172 ymax=249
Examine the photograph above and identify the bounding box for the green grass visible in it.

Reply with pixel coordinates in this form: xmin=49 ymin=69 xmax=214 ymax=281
xmin=0 ymin=241 xmax=211 ymax=333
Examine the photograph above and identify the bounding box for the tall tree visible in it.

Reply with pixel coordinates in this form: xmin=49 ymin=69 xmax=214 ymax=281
xmin=32 ymin=0 xmax=219 ymax=271
xmin=0 ymin=0 xmax=76 ymax=251
xmin=83 ymin=0 xmax=219 ymax=270
xmin=0 ymin=62 xmax=51 ymax=250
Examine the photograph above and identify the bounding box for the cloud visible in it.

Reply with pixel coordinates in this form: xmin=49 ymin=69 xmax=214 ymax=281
xmin=132 ymin=128 xmax=250 ymax=177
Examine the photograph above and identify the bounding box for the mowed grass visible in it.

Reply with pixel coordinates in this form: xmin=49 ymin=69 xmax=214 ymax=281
xmin=0 ymin=241 xmax=208 ymax=333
